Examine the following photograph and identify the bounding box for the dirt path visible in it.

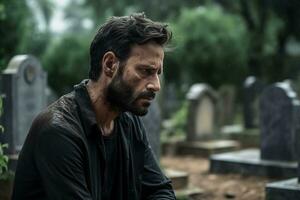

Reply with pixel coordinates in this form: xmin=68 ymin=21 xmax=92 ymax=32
xmin=161 ymin=155 xmax=275 ymax=200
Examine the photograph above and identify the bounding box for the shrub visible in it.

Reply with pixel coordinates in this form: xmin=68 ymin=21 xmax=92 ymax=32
xmin=0 ymin=96 xmax=8 ymax=180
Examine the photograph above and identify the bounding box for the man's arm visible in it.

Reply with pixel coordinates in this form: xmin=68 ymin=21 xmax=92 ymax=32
xmin=140 ymin=144 xmax=176 ymax=200
xmin=34 ymin=125 xmax=93 ymax=199
xmin=138 ymin=119 xmax=176 ymax=199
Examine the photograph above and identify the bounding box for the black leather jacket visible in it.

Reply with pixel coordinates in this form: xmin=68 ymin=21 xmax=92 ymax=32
xmin=12 ymin=80 xmax=176 ymax=200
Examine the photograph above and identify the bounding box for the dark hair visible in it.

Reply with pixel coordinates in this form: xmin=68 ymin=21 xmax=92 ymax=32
xmin=89 ymin=13 xmax=172 ymax=81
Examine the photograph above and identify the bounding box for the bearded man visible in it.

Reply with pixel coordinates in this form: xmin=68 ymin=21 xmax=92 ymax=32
xmin=12 ymin=13 xmax=176 ymax=200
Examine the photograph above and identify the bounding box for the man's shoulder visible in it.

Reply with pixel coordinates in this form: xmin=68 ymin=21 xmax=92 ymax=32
xmin=32 ymin=91 xmax=82 ymax=137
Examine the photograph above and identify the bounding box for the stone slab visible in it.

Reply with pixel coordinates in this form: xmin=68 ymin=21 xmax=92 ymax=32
xmin=161 ymin=140 xmax=178 ymax=156
xmin=175 ymin=186 xmax=204 ymax=200
xmin=266 ymin=178 xmax=300 ymax=200
xmin=165 ymin=169 xmax=189 ymax=190
xmin=8 ymin=154 xmax=18 ymax=172
xmin=177 ymin=140 xmax=240 ymax=157
xmin=210 ymin=149 xmax=297 ymax=178
xmin=221 ymin=126 xmax=260 ymax=148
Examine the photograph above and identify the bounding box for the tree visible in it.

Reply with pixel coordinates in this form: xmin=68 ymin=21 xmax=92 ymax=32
xmin=0 ymin=0 xmax=53 ymax=70
xmin=42 ymin=34 xmax=91 ymax=95
xmin=217 ymin=0 xmax=300 ymax=82
xmin=0 ymin=0 xmax=34 ymax=69
xmin=165 ymin=5 xmax=248 ymax=89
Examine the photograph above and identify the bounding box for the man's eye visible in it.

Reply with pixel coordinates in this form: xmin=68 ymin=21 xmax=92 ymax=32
xmin=141 ymin=69 xmax=152 ymax=75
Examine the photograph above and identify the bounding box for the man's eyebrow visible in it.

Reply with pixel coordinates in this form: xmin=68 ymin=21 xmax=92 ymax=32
xmin=137 ymin=64 xmax=163 ymax=69
xmin=137 ymin=64 xmax=155 ymax=68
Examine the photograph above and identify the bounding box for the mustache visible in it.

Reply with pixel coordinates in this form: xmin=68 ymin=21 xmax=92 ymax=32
xmin=137 ymin=91 xmax=156 ymax=100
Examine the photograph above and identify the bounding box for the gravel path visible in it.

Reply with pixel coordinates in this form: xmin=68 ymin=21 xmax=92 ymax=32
xmin=161 ymin=155 xmax=276 ymax=200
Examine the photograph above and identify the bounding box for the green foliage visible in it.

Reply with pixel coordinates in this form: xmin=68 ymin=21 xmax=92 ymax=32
xmin=262 ymin=15 xmax=284 ymax=57
xmin=165 ymin=5 xmax=249 ymax=88
xmin=0 ymin=0 xmax=33 ymax=69
xmin=161 ymin=101 xmax=188 ymax=141
xmin=42 ymin=34 xmax=91 ymax=95
xmin=0 ymin=96 xmax=9 ymax=179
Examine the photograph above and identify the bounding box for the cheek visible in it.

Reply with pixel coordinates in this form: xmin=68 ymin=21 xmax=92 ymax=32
xmin=123 ymin=70 xmax=145 ymax=91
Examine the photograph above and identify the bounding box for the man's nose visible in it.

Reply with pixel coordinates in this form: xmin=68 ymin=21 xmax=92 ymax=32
xmin=146 ymin=75 xmax=161 ymax=92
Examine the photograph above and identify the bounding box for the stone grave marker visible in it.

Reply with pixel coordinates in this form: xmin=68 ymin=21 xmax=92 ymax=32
xmin=210 ymin=81 xmax=299 ymax=178
xmin=141 ymin=99 xmax=161 ymax=160
xmin=243 ymin=76 xmax=264 ymax=128
xmin=45 ymin=86 xmax=58 ymax=105
xmin=162 ymin=83 xmax=180 ymax=118
xmin=260 ymin=81 xmax=298 ymax=162
xmin=186 ymin=83 xmax=218 ymax=141
xmin=265 ymin=97 xmax=300 ymax=200
xmin=298 ymin=112 xmax=300 ymax=183
xmin=0 ymin=55 xmax=47 ymax=154
xmin=218 ymin=85 xmax=236 ymax=126
xmin=175 ymin=83 xmax=239 ymax=157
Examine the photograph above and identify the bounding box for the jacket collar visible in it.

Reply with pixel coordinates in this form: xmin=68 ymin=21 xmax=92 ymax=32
xmin=74 ymin=79 xmax=98 ymax=137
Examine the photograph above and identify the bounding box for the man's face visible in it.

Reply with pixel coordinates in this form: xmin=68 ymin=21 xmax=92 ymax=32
xmin=106 ymin=42 xmax=164 ymax=116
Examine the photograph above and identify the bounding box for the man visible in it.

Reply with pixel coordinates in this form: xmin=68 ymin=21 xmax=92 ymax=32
xmin=12 ymin=13 xmax=175 ymax=200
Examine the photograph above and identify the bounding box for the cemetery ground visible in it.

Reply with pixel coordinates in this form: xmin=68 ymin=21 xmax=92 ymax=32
xmin=161 ymin=155 xmax=275 ymax=200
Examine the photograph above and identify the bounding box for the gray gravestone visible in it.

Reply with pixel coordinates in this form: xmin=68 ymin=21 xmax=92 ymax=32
xmin=141 ymin=99 xmax=161 ymax=160
xmin=243 ymin=76 xmax=264 ymax=128
xmin=265 ymin=97 xmax=300 ymax=200
xmin=0 ymin=55 xmax=47 ymax=154
xmin=186 ymin=84 xmax=218 ymax=141
xmin=295 ymin=103 xmax=300 ymax=183
xmin=210 ymin=81 xmax=300 ymax=179
xmin=260 ymin=81 xmax=299 ymax=162
xmin=218 ymin=85 xmax=236 ymax=126
xmin=162 ymin=83 xmax=179 ymax=118
xmin=45 ymin=86 xmax=58 ymax=105
xmin=295 ymin=102 xmax=300 ymax=183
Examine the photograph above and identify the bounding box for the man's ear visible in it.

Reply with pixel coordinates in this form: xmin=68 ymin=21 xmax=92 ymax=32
xmin=102 ymin=51 xmax=119 ymax=78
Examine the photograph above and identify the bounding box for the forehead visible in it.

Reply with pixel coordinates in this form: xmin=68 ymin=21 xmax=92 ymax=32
xmin=127 ymin=43 xmax=164 ymax=66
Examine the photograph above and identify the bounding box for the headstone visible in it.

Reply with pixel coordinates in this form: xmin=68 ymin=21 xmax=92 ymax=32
xmin=0 ymin=55 xmax=47 ymax=154
xmin=45 ymin=86 xmax=58 ymax=105
xmin=260 ymin=81 xmax=299 ymax=162
xmin=218 ymin=85 xmax=236 ymax=126
xmin=141 ymin=99 xmax=161 ymax=160
xmin=162 ymin=83 xmax=180 ymax=118
xmin=243 ymin=76 xmax=264 ymax=128
xmin=265 ymin=96 xmax=300 ymax=200
xmin=298 ymin=129 xmax=300 ymax=184
xmin=210 ymin=81 xmax=299 ymax=179
xmin=186 ymin=83 xmax=218 ymax=141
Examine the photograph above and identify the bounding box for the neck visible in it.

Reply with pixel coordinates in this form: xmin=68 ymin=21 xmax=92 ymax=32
xmin=86 ymin=79 xmax=119 ymax=136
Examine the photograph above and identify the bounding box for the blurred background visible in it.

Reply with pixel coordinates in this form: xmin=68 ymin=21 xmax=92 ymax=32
xmin=1 ymin=0 xmax=300 ymax=117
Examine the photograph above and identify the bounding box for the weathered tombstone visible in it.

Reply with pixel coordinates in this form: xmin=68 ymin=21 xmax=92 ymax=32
xmin=265 ymin=104 xmax=300 ymax=200
xmin=0 ymin=55 xmax=47 ymax=154
xmin=260 ymin=81 xmax=298 ymax=162
xmin=243 ymin=76 xmax=264 ymax=128
xmin=162 ymin=83 xmax=180 ymax=118
xmin=210 ymin=81 xmax=299 ymax=179
xmin=297 ymin=113 xmax=300 ymax=183
xmin=45 ymin=86 xmax=58 ymax=105
xmin=141 ymin=99 xmax=161 ymax=160
xmin=186 ymin=83 xmax=218 ymax=141
xmin=176 ymin=83 xmax=239 ymax=157
xmin=218 ymin=85 xmax=236 ymax=126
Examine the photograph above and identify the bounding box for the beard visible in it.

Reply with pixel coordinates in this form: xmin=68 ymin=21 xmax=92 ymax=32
xmin=106 ymin=69 xmax=155 ymax=116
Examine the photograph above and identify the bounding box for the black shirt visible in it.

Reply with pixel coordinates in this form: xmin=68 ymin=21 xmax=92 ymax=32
xmin=102 ymin=130 xmax=118 ymax=200
xmin=12 ymin=80 xmax=176 ymax=200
